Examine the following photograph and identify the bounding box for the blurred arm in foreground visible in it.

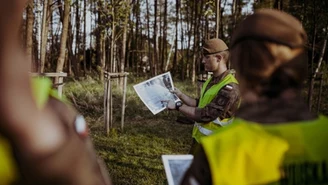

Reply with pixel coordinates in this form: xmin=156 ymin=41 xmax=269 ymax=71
xmin=0 ymin=1 xmax=112 ymax=184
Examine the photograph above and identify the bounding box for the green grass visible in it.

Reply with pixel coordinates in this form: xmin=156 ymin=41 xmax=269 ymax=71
xmin=63 ymin=75 xmax=328 ymax=185
xmin=64 ymin=76 xmax=197 ymax=185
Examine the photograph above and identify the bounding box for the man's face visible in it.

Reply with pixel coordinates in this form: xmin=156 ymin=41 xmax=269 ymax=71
xmin=202 ymin=54 xmax=220 ymax=72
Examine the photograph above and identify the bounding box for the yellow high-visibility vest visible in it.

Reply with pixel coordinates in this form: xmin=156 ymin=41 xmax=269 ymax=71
xmin=201 ymin=115 xmax=328 ymax=185
xmin=192 ymin=73 xmax=238 ymax=143
xmin=0 ymin=136 xmax=17 ymax=185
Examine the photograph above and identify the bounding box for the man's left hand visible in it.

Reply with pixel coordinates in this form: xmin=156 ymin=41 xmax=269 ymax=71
xmin=162 ymin=100 xmax=176 ymax=110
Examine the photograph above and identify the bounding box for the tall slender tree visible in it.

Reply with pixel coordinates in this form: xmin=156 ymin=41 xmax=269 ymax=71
xmin=83 ymin=0 xmax=87 ymax=75
xmin=216 ymin=0 xmax=221 ymax=38
xmin=56 ymin=0 xmax=71 ymax=82
xmin=75 ymin=0 xmax=81 ymax=77
xmin=96 ymin=0 xmax=105 ymax=81
xmin=153 ymin=0 xmax=158 ymax=75
xmin=145 ymin=0 xmax=152 ymax=77
xmin=26 ymin=0 xmax=34 ymax=71
xmin=173 ymin=0 xmax=180 ymax=74
xmin=40 ymin=0 xmax=49 ymax=73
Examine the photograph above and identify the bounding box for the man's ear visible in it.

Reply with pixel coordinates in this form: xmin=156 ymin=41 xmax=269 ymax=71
xmin=216 ymin=54 xmax=222 ymax=62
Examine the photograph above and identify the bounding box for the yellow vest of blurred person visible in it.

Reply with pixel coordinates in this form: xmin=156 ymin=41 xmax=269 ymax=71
xmin=0 ymin=78 xmax=63 ymax=185
xmin=201 ymin=115 xmax=328 ymax=185
xmin=192 ymin=73 xmax=238 ymax=143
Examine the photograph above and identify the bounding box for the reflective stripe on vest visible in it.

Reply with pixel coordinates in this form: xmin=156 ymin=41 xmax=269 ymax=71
xmin=192 ymin=72 xmax=238 ymax=143
xmin=194 ymin=123 xmax=213 ymax=135
xmin=212 ymin=117 xmax=235 ymax=126
xmin=195 ymin=118 xmax=235 ymax=136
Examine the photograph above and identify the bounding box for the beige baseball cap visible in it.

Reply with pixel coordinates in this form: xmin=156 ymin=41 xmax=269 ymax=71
xmin=202 ymin=38 xmax=228 ymax=56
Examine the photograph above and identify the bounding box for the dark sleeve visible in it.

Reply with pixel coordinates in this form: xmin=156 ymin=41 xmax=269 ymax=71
xmin=195 ymin=98 xmax=199 ymax=107
xmin=180 ymin=146 xmax=212 ymax=185
xmin=195 ymin=83 xmax=240 ymax=123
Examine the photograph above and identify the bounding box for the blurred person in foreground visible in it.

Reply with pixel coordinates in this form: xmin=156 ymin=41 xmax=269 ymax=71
xmin=0 ymin=1 xmax=112 ymax=184
xmin=165 ymin=38 xmax=240 ymax=154
xmin=180 ymin=9 xmax=328 ymax=185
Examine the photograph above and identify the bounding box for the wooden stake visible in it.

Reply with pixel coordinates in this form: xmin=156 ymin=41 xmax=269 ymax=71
xmin=106 ymin=77 xmax=111 ymax=136
xmin=109 ymin=76 xmax=113 ymax=129
xmin=103 ymin=72 xmax=129 ymax=135
xmin=121 ymin=74 xmax=128 ymax=131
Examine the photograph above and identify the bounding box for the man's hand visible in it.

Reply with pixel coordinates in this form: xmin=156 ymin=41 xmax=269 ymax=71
xmin=170 ymin=88 xmax=183 ymax=98
xmin=162 ymin=100 xmax=176 ymax=110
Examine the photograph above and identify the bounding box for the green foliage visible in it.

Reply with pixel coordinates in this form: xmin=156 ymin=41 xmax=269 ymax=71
xmin=204 ymin=1 xmax=215 ymax=17
xmin=64 ymin=76 xmax=196 ymax=185
xmin=91 ymin=118 xmax=192 ymax=185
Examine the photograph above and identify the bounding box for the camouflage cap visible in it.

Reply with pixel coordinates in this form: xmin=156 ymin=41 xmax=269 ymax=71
xmin=230 ymin=9 xmax=307 ymax=48
xmin=202 ymin=38 xmax=228 ymax=56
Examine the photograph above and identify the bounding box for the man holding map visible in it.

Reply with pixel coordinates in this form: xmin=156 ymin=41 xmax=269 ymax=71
xmin=164 ymin=38 xmax=240 ymax=154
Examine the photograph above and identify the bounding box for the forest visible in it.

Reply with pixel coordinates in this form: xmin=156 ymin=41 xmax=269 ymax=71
xmin=24 ymin=0 xmax=328 ymax=82
xmin=22 ymin=0 xmax=328 ymax=184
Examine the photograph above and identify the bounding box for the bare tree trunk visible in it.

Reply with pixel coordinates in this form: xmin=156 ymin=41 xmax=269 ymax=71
xmin=231 ymin=0 xmax=236 ymax=29
xmin=121 ymin=1 xmax=130 ymax=73
xmin=83 ymin=0 xmax=87 ymax=75
xmin=110 ymin=3 xmax=115 ymax=74
xmin=158 ymin=0 xmax=163 ymax=72
xmin=173 ymin=0 xmax=179 ymax=74
xmin=57 ymin=0 xmax=64 ymax=22
xmin=204 ymin=2 xmax=209 ymax=39
xmin=137 ymin=0 xmax=141 ymax=74
xmin=40 ymin=0 xmax=49 ymax=73
xmin=36 ymin=2 xmax=42 ymax=73
xmin=313 ymin=38 xmax=327 ymax=79
xmin=197 ymin=0 xmax=204 ymax=73
xmin=132 ymin=0 xmax=140 ymax=74
xmin=102 ymin=35 xmax=106 ymax=73
xmin=308 ymin=35 xmax=327 ymax=110
xmin=67 ymin=18 xmax=74 ymax=76
xmin=192 ymin=0 xmax=200 ymax=83
xmin=96 ymin=1 xmax=105 ymax=81
xmin=33 ymin=28 xmax=39 ymax=73
xmin=26 ymin=0 xmax=34 ymax=72
xmin=120 ymin=0 xmax=130 ymax=88
xmin=75 ymin=0 xmax=81 ymax=77
xmin=56 ymin=0 xmax=71 ymax=83
xmin=49 ymin=4 xmax=55 ymax=70
xmin=311 ymin=26 xmax=317 ymax=75
xmin=89 ymin=0 xmax=95 ymax=72
xmin=215 ymin=0 xmax=221 ymax=38
xmin=110 ymin=25 xmax=115 ymax=73
xmin=153 ymin=0 xmax=158 ymax=75
xmin=220 ymin=0 xmax=227 ymax=38
xmin=186 ymin=1 xmax=194 ymax=79
xmin=162 ymin=0 xmax=168 ymax=73
xmin=311 ymin=0 xmax=317 ymax=75
xmin=129 ymin=0 xmax=140 ymax=72
xmin=231 ymin=0 xmax=242 ymax=32
xmin=146 ymin=0 xmax=152 ymax=77
xmin=180 ymin=4 xmax=185 ymax=80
